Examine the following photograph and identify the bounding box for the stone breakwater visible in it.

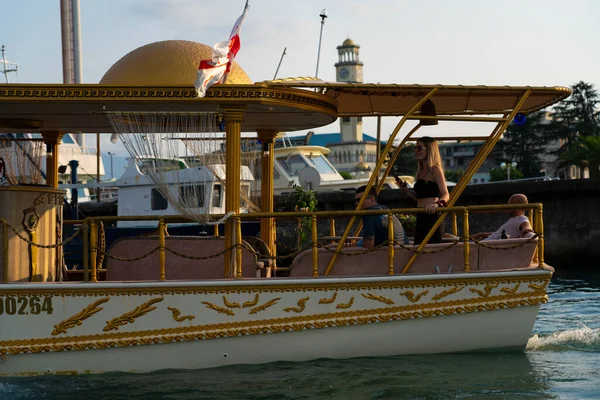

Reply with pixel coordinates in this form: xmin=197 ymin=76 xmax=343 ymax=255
xmin=274 ymin=179 xmax=600 ymax=268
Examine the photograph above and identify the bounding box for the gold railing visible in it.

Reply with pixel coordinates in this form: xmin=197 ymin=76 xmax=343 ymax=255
xmin=0 ymin=203 xmax=544 ymax=282
xmin=47 ymin=202 xmax=545 ymax=282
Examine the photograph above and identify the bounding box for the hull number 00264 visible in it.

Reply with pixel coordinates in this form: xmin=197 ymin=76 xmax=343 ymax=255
xmin=0 ymin=296 xmax=54 ymax=315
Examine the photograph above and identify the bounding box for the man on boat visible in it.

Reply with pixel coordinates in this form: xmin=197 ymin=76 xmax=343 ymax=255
xmin=355 ymin=185 xmax=407 ymax=249
xmin=472 ymin=193 xmax=535 ymax=241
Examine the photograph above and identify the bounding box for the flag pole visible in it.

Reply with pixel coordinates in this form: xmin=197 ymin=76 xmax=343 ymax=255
xmin=315 ymin=9 xmax=328 ymax=78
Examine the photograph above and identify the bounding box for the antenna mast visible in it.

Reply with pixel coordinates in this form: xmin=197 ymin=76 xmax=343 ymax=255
xmin=1 ymin=45 xmax=18 ymax=83
xmin=315 ymin=9 xmax=328 ymax=78
xmin=273 ymin=47 xmax=287 ymax=79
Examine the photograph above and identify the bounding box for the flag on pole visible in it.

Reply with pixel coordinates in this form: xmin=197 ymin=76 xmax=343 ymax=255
xmin=194 ymin=1 xmax=250 ymax=98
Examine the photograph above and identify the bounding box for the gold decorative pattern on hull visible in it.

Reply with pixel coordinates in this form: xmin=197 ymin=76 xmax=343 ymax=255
xmin=223 ymin=297 xmax=241 ymax=309
xmin=431 ymin=286 xmax=464 ymax=301
xmin=501 ymin=284 xmax=521 ymax=294
xmin=103 ymin=297 xmax=164 ymax=331
xmin=0 ymin=293 xmax=548 ymax=356
xmin=336 ymin=297 xmax=354 ymax=309
xmin=361 ymin=293 xmax=395 ymax=305
xmin=319 ymin=292 xmax=338 ymax=304
xmin=167 ymin=307 xmax=195 ymax=322
xmin=283 ymin=297 xmax=309 ymax=313
xmin=528 ymin=283 xmax=547 ymax=292
xmin=201 ymin=301 xmax=235 ymax=316
xmin=399 ymin=290 xmax=429 ymax=303
xmin=249 ymin=297 xmax=281 ymax=315
xmin=470 ymin=283 xmax=499 ymax=298
xmin=242 ymin=294 xmax=260 ymax=308
xmin=51 ymin=298 xmax=110 ymax=336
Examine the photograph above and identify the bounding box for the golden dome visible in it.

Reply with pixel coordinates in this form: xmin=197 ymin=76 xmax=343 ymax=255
xmin=342 ymin=38 xmax=355 ymax=47
xmin=100 ymin=40 xmax=252 ymax=85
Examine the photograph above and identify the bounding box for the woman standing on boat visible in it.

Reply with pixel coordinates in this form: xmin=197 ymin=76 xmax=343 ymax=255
xmin=397 ymin=137 xmax=449 ymax=244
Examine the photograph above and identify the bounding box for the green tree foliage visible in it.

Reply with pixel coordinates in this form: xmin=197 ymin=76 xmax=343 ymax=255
xmin=444 ymin=169 xmax=464 ymax=183
xmin=389 ymin=143 xmax=417 ymax=177
xmin=493 ymin=110 xmax=550 ymax=177
xmin=559 ymin=136 xmax=600 ymax=180
xmin=548 ymin=81 xmax=600 ymax=152
xmin=339 ymin=171 xmax=353 ymax=180
xmin=489 ymin=167 xmax=524 ymax=182
xmin=288 ymin=181 xmax=318 ymax=248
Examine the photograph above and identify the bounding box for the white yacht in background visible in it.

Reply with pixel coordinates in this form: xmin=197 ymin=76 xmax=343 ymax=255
xmin=0 ymin=133 xmax=105 ymax=193
xmin=261 ymin=145 xmax=404 ymax=193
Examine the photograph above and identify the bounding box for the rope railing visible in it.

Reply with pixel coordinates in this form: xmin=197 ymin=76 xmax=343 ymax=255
xmin=0 ymin=203 xmax=545 ymax=283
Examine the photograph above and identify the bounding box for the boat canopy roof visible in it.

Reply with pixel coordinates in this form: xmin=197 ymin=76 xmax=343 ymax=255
xmin=0 ymin=81 xmax=570 ymax=133
xmin=261 ymin=79 xmax=571 ymax=116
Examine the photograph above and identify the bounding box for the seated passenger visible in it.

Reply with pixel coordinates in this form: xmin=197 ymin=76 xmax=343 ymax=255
xmin=355 ymin=186 xmax=408 ymax=249
xmin=472 ymin=194 xmax=535 ymax=241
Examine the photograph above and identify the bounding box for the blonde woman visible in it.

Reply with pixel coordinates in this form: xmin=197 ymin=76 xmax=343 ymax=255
xmin=396 ymin=137 xmax=450 ymax=244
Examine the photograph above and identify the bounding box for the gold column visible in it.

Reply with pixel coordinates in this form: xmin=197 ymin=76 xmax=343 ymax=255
xmin=41 ymin=131 xmax=65 ymax=188
xmin=223 ymin=107 xmax=245 ymax=277
xmin=257 ymin=130 xmax=278 ymax=257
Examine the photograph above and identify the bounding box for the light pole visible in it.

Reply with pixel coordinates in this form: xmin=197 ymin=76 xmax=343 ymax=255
xmin=500 ymin=161 xmax=517 ymax=182
xmin=107 ymin=152 xmax=115 ymax=179
xmin=315 ymin=9 xmax=328 ymax=78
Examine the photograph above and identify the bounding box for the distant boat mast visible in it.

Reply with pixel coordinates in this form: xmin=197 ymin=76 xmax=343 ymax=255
xmin=0 ymin=45 xmax=18 ymax=83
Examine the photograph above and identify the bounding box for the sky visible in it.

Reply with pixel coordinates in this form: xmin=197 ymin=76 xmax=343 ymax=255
xmin=2 ymin=0 xmax=599 ymax=178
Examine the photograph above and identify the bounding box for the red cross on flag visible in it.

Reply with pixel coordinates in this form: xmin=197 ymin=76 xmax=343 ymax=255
xmin=194 ymin=1 xmax=250 ymax=98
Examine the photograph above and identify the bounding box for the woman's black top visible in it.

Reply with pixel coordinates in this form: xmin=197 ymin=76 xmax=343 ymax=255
xmin=414 ymin=179 xmax=440 ymax=199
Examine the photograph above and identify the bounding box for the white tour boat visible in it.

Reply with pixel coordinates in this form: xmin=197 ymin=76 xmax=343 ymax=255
xmin=0 ymin=37 xmax=570 ymax=376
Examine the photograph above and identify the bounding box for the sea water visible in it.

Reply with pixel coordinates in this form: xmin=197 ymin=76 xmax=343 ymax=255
xmin=1 ymin=269 xmax=598 ymax=400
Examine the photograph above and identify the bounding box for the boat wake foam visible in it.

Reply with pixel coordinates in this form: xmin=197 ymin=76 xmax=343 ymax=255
xmin=526 ymin=326 xmax=600 ymax=352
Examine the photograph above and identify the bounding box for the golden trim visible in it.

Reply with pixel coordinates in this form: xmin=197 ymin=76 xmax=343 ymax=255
xmin=167 ymin=307 xmax=195 ymax=322
xmin=361 ymin=293 xmax=395 ymax=305
xmin=470 ymin=283 xmax=499 ymax=298
xmin=431 ymin=286 xmax=464 ymax=301
xmin=399 ymin=290 xmax=429 ymax=303
xmin=336 ymin=297 xmax=354 ymax=309
xmin=103 ymin=297 xmax=164 ymax=331
xmin=319 ymin=292 xmax=338 ymax=304
xmin=201 ymin=301 xmax=235 ymax=316
xmin=249 ymin=297 xmax=281 ymax=315
xmin=0 ymin=274 xmax=552 ymax=298
xmin=283 ymin=297 xmax=310 ymax=313
xmin=51 ymin=298 xmax=110 ymax=336
xmin=501 ymin=283 xmax=521 ymax=294
xmin=0 ymin=293 xmax=548 ymax=355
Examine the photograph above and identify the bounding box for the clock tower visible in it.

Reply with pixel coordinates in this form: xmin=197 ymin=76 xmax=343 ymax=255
xmin=335 ymin=38 xmax=364 ymax=142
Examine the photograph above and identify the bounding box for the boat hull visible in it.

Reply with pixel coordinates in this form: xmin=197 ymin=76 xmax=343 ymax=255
xmin=0 ymin=270 xmax=550 ymax=376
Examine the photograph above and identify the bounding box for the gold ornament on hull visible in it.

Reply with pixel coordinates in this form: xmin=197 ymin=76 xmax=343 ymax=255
xmin=167 ymin=307 xmax=195 ymax=322
xmin=249 ymin=297 xmax=281 ymax=315
xmin=319 ymin=292 xmax=338 ymax=304
xmin=103 ymin=297 xmax=164 ymax=331
xmin=336 ymin=297 xmax=355 ymax=309
xmin=399 ymin=290 xmax=429 ymax=302
xmin=283 ymin=297 xmax=310 ymax=313
xmin=362 ymin=293 xmax=395 ymax=305
xmin=52 ymin=298 xmax=110 ymax=336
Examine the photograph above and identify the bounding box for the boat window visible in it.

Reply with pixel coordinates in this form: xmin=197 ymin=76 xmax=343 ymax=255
xmin=179 ymin=184 xmax=204 ymax=208
xmin=151 ymin=189 xmax=168 ymax=210
xmin=308 ymin=154 xmax=337 ymax=175
xmin=212 ymin=184 xmax=222 ymax=207
xmin=62 ymin=134 xmax=75 ymax=144
xmin=276 ymin=155 xmax=309 ymax=177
